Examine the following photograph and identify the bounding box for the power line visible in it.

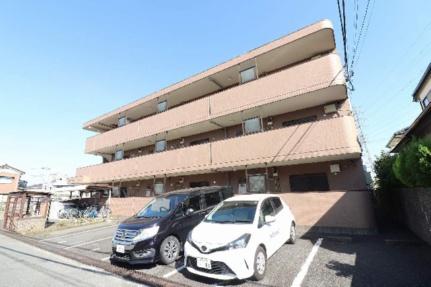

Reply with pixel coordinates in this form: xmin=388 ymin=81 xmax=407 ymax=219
xmin=337 ymin=0 xmax=350 ymax=79
xmin=350 ymin=0 xmax=374 ymax=71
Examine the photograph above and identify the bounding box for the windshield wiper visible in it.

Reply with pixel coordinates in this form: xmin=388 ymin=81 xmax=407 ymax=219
xmin=233 ymin=220 xmax=252 ymax=223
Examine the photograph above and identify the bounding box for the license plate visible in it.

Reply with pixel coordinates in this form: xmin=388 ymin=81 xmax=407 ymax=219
xmin=196 ymin=257 xmax=211 ymax=269
xmin=116 ymin=245 xmax=125 ymax=253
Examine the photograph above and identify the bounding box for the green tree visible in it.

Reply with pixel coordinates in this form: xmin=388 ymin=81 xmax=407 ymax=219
xmin=373 ymin=152 xmax=404 ymax=218
xmin=393 ymin=137 xmax=431 ymax=187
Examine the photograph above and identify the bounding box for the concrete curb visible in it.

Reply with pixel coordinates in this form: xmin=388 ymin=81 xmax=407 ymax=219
xmin=0 ymin=229 xmax=189 ymax=287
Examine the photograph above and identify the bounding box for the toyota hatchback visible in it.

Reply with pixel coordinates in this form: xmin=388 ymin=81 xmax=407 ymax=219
xmin=185 ymin=194 xmax=295 ymax=281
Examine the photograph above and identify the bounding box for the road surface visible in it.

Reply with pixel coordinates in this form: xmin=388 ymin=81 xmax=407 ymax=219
xmin=0 ymin=233 xmax=141 ymax=287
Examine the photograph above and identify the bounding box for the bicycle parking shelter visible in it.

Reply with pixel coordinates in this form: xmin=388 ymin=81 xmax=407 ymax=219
xmin=3 ymin=191 xmax=51 ymax=233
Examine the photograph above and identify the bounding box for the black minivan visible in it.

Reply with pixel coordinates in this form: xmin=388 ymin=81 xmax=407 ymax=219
xmin=110 ymin=186 xmax=233 ymax=265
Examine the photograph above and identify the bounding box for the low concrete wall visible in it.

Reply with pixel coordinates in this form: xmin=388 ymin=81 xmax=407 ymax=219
xmin=108 ymin=191 xmax=376 ymax=233
xmin=399 ymin=188 xmax=431 ymax=245
xmin=280 ymin=190 xmax=376 ymax=231
xmin=109 ymin=197 xmax=152 ymax=217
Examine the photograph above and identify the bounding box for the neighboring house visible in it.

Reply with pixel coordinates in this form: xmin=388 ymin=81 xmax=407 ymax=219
xmin=0 ymin=164 xmax=25 ymax=194
xmin=73 ymin=20 xmax=374 ymax=231
xmin=388 ymin=63 xmax=431 ymax=152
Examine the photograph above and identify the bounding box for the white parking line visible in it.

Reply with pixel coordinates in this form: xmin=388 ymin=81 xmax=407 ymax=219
xmin=101 ymin=256 xmax=111 ymax=261
xmin=40 ymin=225 xmax=116 ymax=242
xmin=63 ymin=236 xmax=112 ymax=250
xmin=91 ymin=247 xmax=100 ymax=252
xmin=291 ymin=238 xmax=323 ymax=287
xmin=57 ymin=240 xmax=67 ymax=244
xmin=163 ymin=265 xmax=186 ymax=278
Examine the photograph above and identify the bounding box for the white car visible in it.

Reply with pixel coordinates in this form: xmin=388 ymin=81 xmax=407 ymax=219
xmin=184 ymin=194 xmax=296 ymax=281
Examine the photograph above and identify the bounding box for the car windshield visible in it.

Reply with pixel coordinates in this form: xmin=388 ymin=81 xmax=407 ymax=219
xmin=136 ymin=194 xmax=187 ymax=218
xmin=205 ymin=201 xmax=257 ymax=224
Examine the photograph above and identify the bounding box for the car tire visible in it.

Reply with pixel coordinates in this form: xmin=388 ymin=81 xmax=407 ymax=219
xmin=287 ymin=222 xmax=296 ymax=244
xmin=252 ymin=246 xmax=267 ymax=281
xmin=159 ymin=235 xmax=180 ymax=265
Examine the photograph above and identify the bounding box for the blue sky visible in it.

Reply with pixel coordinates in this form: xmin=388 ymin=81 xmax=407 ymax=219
xmin=1 ymin=1 xmax=430 ymax=183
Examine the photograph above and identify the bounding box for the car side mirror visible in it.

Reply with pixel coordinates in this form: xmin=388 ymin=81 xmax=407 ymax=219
xmin=265 ymin=215 xmax=275 ymax=224
xmin=185 ymin=208 xmax=194 ymax=216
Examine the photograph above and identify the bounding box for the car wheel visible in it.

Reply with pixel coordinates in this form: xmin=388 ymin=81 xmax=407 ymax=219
xmin=159 ymin=235 xmax=180 ymax=265
xmin=252 ymin=246 xmax=267 ymax=281
xmin=287 ymin=222 xmax=296 ymax=244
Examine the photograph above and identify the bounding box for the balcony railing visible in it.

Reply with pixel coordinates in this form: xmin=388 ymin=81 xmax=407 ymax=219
xmin=74 ymin=115 xmax=360 ymax=184
xmin=85 ymin=53 xmax=345 ymax=154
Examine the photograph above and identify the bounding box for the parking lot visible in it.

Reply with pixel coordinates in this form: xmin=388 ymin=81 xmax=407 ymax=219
xmin=34 ymin=222 xmax=431 ymax=287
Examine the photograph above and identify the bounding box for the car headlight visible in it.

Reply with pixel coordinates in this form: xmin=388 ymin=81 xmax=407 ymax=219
xmin=226 ymin=233 xmax=251 ymax=250
xmin=211 ymin=233 xmax=251 ymax=252
xmin=132 ymin=225 xmax=159 ymax=243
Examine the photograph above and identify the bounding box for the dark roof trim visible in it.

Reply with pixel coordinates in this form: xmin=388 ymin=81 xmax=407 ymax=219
xmin=390 ymin=103 xmax=431 ymax=152
xmin=0 ymin=164 xmax=25 ymax=175
xmin=412 ymin=63 xmax=431 ymax=101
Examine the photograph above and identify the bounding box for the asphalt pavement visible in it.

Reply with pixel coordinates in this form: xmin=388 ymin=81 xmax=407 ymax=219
xmin=27 ymin=221 xmax=431 ymax=287
xmin=0 ymin=232 xmax=142 ymax=287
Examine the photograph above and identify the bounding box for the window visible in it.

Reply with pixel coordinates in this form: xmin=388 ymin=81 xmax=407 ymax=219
xmin=290 ymin=173 xmax=329 ymax=192
xmin=270 ymin=197 xmax=283 ymax=214
xmin=204 ymin=192 xmax=222 ymax=208
xmin=114 ymin=149 xmax=124 ymax=161
xmin=259 ymin=199 xmax=275 ymax=226
xmin=0 ymin=176 xmax=14 ymax=184
xmin=118 ymin=116 xmax=127 ymax=127
xmin=155 ymin=139 xmax=166 ymax=152
xmin=190 ymin=138 xmax=210 ymax=146
xmin=244 ymin=117 xmax=262 ymax=135
xmin=282 ymin=115 xmax=317 ymax=127
xmin=248 ymin=174 xmax=266 ymax=193
xmin=240 ymin=66 xmax=257 ymax=84
xmin=154 ymin=182 xmax=164 ymax=195
xmin=205 ymin=201 xmax=257 ymax=224
xmin=120 ymin=187 xmax=128 ymax=198
xmin=186 ymin=196 xmax=201 ymax=212
xmin=157 ymin=100 xmax=167 ymax=113
xmin=423 ymin=96 xmax=430 ymax=109
xmin=138 ymin=194 xmax=187 ymax=218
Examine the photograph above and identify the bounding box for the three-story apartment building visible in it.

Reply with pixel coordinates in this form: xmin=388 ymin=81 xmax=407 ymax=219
xmin=74 ymin=20 xmax=375 ymax=231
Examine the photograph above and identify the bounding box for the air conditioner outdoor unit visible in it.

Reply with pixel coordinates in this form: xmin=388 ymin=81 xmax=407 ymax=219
xmin=330 ymin=164 xmax=341 ymax=174
xmin=324 ymin=104 xmax=337 ymax=114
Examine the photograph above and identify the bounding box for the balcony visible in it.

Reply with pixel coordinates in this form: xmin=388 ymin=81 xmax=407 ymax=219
xmin=74 ymin=115 xmax=360 ymax=184
xmin=85 ymin=53 xmax=346 ymax=155
xmin=84 ymin=20 xmax=336 ymax=132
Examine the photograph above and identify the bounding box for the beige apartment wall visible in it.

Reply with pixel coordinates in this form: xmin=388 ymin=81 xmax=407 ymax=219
xmin=75 ymin=115 xmax=361 ymax=184
xmin=280 ymin=191 xmax=375 ymax=229
xmin=114 ymin=159 xmax=365 ymax=196
xmin=0 ymin=172 xmax=20 ymax=194
xmin=85 ymin=53 xmax=345 ymax=154
xmin=277 ymin=159 xmax=367 ymax=192
xmin=121 ymin=99 xmax=351 ymax=160
xmin=110 ymin=159 xmax=374 ymax=229
xmin=84 ymin=20 xmax=335 ymax=130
